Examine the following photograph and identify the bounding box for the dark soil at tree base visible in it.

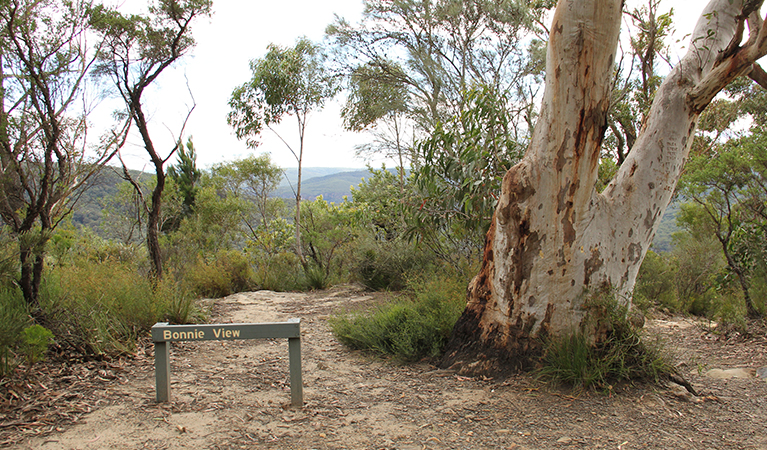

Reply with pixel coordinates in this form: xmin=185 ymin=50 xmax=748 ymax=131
xmin=2 ymin=285 xmax=766 ymax=449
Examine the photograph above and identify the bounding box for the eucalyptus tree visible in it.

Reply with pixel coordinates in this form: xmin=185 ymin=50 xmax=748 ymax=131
xmin=342 ymin=60 xmax=412 ymax=189
xmin=678 ymin=128 xmax=767 ymax=318
xmin=90 ymin=0 xmax=212 ymax=280
xmin=328 ymin=0 xmax=553 ymax=149
xmin=228 ymin=37 xmax=339 ymax=266
xmin=605 ymin=0 xmax=675 ymax=166
xmin=441 ymin=0 xmax=767 ymax=374
xmin=209 ymin=154 xmax=285 ymax=254
xmin=0 ymin=0 xmax=120 ymax=314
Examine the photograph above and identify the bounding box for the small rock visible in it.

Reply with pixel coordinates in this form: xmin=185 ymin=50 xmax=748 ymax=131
xmin=756 ymin=367 xmax=767 ymax=379
xmin=705 ymin=368 xmax=755 ymax=379
xmin=668 ymin=381 xmax=693 ymax=401
xmin=556 ymin=436 xmax=572 ymax=444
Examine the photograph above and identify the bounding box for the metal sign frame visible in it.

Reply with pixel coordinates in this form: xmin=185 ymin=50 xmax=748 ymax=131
xmin=151 ymin=319 xmax=303 ymax=407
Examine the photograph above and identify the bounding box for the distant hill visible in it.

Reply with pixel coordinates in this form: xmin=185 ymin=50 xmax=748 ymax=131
xmin=274 ymin=168 xmax=373 ymax=203
xmin=71 ymin=167 xmax=150 ymax=230
xmin=651 ymin=201 xmax=681 ymax=253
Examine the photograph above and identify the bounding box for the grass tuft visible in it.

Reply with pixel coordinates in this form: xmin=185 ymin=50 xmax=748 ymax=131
xmin=537 ymin=291 xmax=674 ymax=391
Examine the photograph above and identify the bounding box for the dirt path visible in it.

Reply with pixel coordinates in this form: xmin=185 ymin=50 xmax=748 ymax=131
xmin=5 ymin=286 xmax=767 ymax=449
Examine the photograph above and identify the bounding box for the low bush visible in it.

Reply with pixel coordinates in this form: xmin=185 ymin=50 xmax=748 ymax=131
xmin=303 ymin=261 xmax=330 ymax=290
xmin=633 ymin=250 xmax=679 ymax=311
xmin=252 ymin=251 xmax=306 ymax=292
xmin=20 ymin=324 xmax=54 ymax=367
xmin=184 ymin=250 xmax=255 ymax=298
xmin=352 ymin=236 xmax=429 ymax=291
xmin=0 ymin=289 xmax=30 ymax=377
xmin=329 ymin=275 xmax=467 ymax=361
xmin=41 ymin=259 xmax=201 ymax=356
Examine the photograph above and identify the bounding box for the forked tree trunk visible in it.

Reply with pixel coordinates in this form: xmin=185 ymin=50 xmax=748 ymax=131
xmin=442 ymin=0 xmax=767 ymax=374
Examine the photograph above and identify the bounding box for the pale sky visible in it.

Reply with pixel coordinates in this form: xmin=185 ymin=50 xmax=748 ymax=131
xmin=108 ymin=0 xmax=708 ymax=172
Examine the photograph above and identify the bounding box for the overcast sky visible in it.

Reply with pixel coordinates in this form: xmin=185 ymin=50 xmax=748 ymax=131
xmin=108 ymin=0 xmax=708 ymax=172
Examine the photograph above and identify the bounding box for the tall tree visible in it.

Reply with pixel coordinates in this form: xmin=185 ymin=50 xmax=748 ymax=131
xmin=209 ymin=154 xmax=285 ymax=253
xmin=91 ymin=0 xmax=212 ymax=280
xmin=679 ymin=128 xmax=767 ymax=318
xmin=342 ymin=60 xmax=412 ymax=190
xmin=228 ymin=37 xmax=339 ymax=267
xmin=0 ymin=0 xmax=120 ymax=315
xmin=328 ymin=0 xmax=552 ymax=148
xmin=606 ymin=0 xmax=675 ymax=166
xmin=441 ymin=0 xmax=767 ymax=374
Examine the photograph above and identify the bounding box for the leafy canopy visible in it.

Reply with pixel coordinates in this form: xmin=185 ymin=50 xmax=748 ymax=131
xmin=227 ymin=37 xmax=339 ymax=149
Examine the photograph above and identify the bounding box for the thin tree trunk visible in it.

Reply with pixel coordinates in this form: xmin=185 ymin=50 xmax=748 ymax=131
xmin=147 ymin=171 xmax=165 ymax=280
xmin=295 ymin=147 xmax=305 ymax=267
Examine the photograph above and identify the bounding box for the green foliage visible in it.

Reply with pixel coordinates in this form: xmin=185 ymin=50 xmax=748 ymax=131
xmin=327 ymin=0 xmax=550 ymax=131
xmin=0 ymin=289 xmax=29 ymax=377
xmin=300 ymin=196 xmax=361 ymax=286
xmin=353 ymin=237 xmax=427 ymax=291
xmin=91 ymin=0 xmax=213 ymax=281
xmin=99 ymin=178 xmax=152 ymax=245
xmin=183 ymin=250 xmax=255 ymax=298
xmin=677 ymin=136 xmax=764 ymax=318
xmin=415 ymin=86 xmax=523 ymax=233
xmin=596 ymin=157 xmax=619 ymax=193
xmin=411 ymin=86 xmax=524 ymax=267
xmin=351 ymin=167 xmax=409 ymax=239
xmin=252 ymin=251 xmax=305 ymax=292
xmin=605 ymin=2 xmax=675 ymax=164
xmin=330 ymin=275 xmax=467 ymax=361
xmin=341 ymin=60 xmax=409 ymax=132
xmin=20 ymin=325 xmax=54 ymax=367
xmin=209 ymin=153 xmax=286 ymax=254
xmin=228 ymin=37 xmax=339 ymax=148
xmin=41 ymin=258 xmax=199 ymax=356
xmin=633 ymin=250 xmax=680 ymax=311
xmin=162 ymin=184 xmax=247 ymax=263
xmin=633 ymin=250 xmax=678 ymax=311
xmin=167 ymin=136 xmax=202 ymax=220
xmin=538 ymin=292 xmax=673 ymax=390
xmin=0 ymin=230 xmax=19 ymax=289
xmin=303 ymin=262 xmax=330 ymax=291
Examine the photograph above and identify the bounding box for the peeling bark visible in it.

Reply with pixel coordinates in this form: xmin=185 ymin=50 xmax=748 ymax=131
xmin=442 ymin=0 xmax=767 ymax=375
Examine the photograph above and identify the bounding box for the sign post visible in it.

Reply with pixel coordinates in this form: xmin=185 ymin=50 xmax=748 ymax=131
xmin=151 ymin=319 xmax=303 ymax=407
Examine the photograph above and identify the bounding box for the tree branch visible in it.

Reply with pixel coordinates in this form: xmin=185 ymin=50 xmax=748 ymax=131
xmin=748 ymin=62 xmax=767 ymax=88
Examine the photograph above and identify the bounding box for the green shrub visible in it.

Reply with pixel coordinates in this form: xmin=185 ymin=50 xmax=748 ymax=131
xmin=304 ymin=262 xmax=329 ymax=290
xmin=353 ymin=236 xmax=428 ymax=291
xmin=330 ymin=275 xmax=467 ymax=361
xmin=0 ymin=230 xmax=18 ymax=289
xmin=160 ymin=281 xmax=202 ymax=325
xmin=184 ymin=250 xmax=255 ymax=298
xmin=42 ymin=259 xmax=200 ymax=356
xmin=20 ymin=324 xmax=54 ymax=367
xmin=538 ymin=291 xmax=673 ymax=390
xmin=634 ymin=250 xmax=679 ymax=311
xmin=0 ymin=288 xmax=29 ymax=377
xmin=709 ymin=288 xmax=748 ymax=334
xmin=252 ymin=251 xmax=305 ymax=292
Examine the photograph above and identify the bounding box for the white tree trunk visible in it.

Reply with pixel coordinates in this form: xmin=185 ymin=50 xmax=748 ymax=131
xmin=442 ymin=0 xmax=766 ymax=374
